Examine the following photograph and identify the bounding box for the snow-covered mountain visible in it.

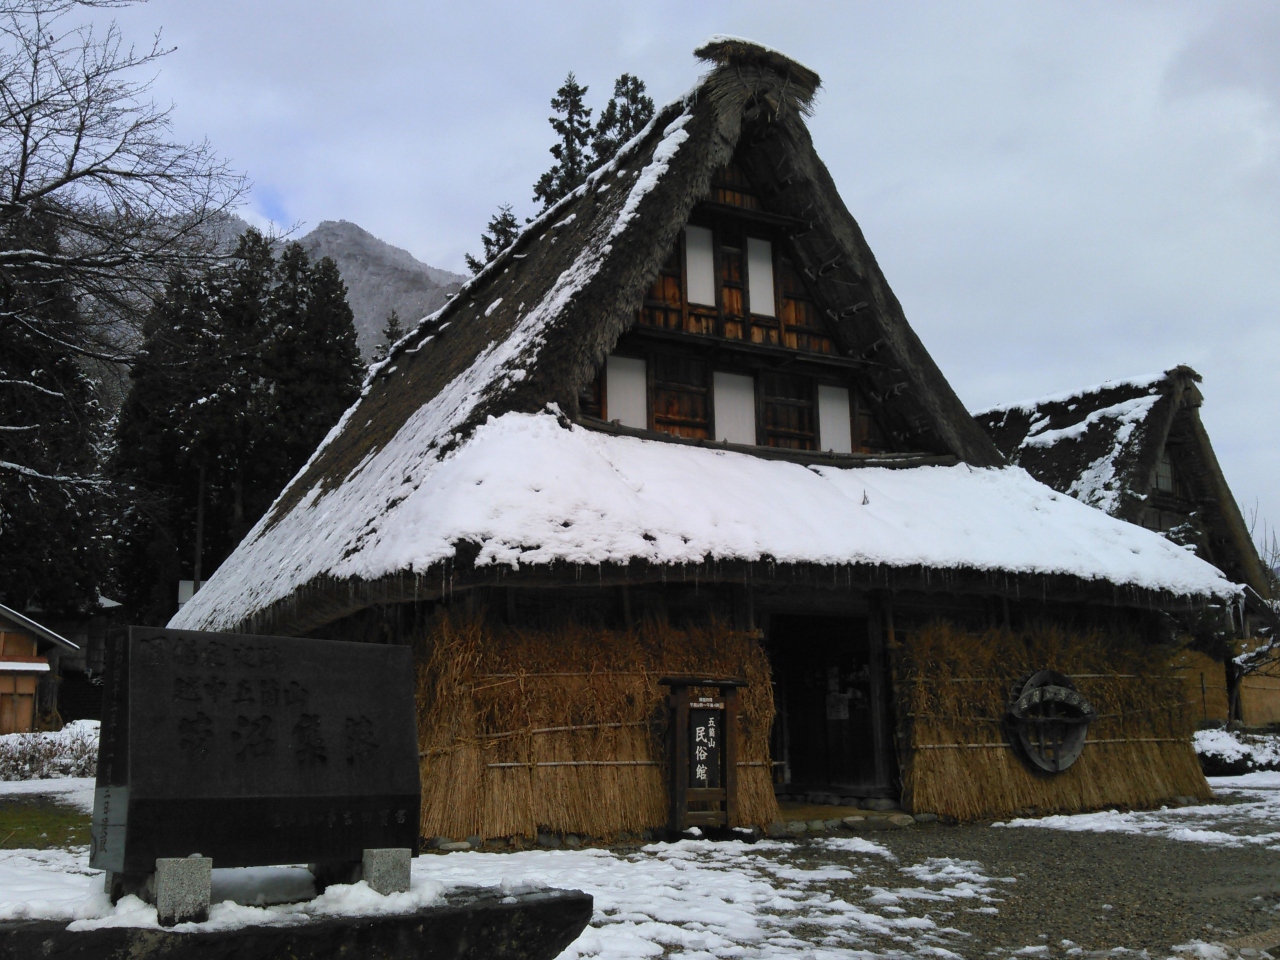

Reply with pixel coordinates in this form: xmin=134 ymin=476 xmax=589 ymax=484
xmin=297 ymin=220 xmax=465 ymax=357
xmin=205 ymin=215 xmax=466 ymax=358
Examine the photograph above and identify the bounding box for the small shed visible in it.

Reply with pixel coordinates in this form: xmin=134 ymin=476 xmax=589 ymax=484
xmin=0 ymin=603 xmax=79 ymax=733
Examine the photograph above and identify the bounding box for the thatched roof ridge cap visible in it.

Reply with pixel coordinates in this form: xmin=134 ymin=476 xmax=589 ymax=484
xmin=695 ymin=35 xmax=822 ymax=96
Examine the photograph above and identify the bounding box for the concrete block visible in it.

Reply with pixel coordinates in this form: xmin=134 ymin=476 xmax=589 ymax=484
xmin=155 ymin=856 xmax=211 ymax=926
xmin=363 ymin=848 xmax=412 ymax=895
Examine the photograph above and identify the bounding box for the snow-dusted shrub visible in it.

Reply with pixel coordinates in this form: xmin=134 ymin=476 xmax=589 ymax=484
xmin=0 ymin=720 xmax=99 ymax=780
xmin=1193 ymin=728 xmax=1280 ymax=776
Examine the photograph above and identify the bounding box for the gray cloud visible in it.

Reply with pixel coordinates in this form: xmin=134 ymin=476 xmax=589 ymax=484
xmin=100 ymin=0 xmax=1280 ymax=544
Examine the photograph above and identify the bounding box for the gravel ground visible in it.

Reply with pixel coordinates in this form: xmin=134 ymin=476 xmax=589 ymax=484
xmin=777 ymin=821 xmax=1280 ymax=957
xmin=7 ymin=773 xmax=1280 ymax=958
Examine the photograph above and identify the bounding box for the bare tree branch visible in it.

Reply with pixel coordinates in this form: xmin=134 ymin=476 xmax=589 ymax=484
xmin=0 ymin=0 xmax=247 ymax=498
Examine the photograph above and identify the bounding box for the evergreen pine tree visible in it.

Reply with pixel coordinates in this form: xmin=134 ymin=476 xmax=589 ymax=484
xmin=373 ymin=310 xmax=406 ymax=361
xmin=464 ymin=205 xmax=521 ymax=274
xmin=0 ymin=207 xmax=110 ymax=613
xmin=590 ymin=74 xmax=654 ymax=170
xmin=267 ymin=247 xmax=364 ymax=504
xmin=532 ymin=73 xmax=593 ymax=211
xmin=113 ymin=230 xmax=365 ymax=622
xmin=112 ymin=270 xmax=225 ymax=621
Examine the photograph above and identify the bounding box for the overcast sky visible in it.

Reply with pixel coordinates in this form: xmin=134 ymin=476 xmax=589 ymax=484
xmin=106 ymin=0 xmax=1279 ymax=545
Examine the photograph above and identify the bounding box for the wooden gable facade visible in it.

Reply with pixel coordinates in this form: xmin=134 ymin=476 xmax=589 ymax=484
xmin=579 ymin=160 xmax=894 ymax=456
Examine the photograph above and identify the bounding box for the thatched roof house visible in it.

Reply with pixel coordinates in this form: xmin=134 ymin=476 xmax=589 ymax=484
xmin=975 ymin=367 xmax=1276 ymax=725
xmin=974 ymin=366 xmax=1272 ymax=609
xmin=175 ymin=40 xmax=1241 ymax=832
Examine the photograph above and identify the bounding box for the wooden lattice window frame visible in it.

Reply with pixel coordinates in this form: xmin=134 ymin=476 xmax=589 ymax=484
xmin=759 ymin=370 xmax=817 ymax=450
xmin=650 ymin=351 xmax=710 ymax=439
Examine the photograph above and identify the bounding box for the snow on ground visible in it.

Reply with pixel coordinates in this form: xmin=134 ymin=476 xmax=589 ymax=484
xmin=10 ymin=755 xmax=1280 ymax=955
xmin=0 ymin=831 xmax=1019 ymax=957
xmin=868 ymin=857 xmax=1016 ymax=914
xmin=0 ymin=776 xmax=95 ymax=813
xmin=996 ymin=773 xmax=1280 ymax=849
xmin=1194 ymin=728 xmax=1280 ymax=773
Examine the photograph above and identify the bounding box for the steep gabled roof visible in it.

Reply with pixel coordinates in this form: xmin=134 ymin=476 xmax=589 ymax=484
xmin=171 ymin=42 xmax=1239 ymax=635
xmin=263 ymin=37 xmax=1001 ymax=536
xmin=976 ymin=366 xmax=1271 ymax=599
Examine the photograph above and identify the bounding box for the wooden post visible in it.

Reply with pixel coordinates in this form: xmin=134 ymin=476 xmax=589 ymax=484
xmin=667 ymin=685 xmax=690 ymax=832
xmin=723 ymin=686 xmax=740 ymax=827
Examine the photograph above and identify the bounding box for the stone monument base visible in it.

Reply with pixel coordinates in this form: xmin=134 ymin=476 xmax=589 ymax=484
xmin=0 ymin=887 xmax=592 ymax=960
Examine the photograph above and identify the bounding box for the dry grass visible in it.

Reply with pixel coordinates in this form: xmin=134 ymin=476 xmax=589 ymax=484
xmin=896 ymin=622 xmax=1210 ymax=820
xmin=414 ymin=612 xmax=779 ymax=840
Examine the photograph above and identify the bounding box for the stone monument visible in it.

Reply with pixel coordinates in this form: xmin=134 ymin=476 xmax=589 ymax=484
xmin=91 ymin=627 xmax=421 ymax=922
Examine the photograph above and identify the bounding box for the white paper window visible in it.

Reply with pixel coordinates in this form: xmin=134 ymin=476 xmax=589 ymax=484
xmin=817 ymin=384 xmax=853 ymax=454
xmin=606 ymin=355 xmax=647 ymax=430
xmin=747 ymin=237 xmax=776 ymax=317
xmin=713 ymin=371 xmax=756 ymax=445
xmin=685 ymin=225 xmax=716 ymax=306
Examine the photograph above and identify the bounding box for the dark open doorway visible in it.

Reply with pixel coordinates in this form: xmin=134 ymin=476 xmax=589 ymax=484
xmin=766 ymin=614 xmax=895 ymax=797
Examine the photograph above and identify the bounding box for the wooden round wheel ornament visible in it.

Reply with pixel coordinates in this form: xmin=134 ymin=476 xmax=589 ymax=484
xmin=1005 ymin=670 xmax=1097 ymax=774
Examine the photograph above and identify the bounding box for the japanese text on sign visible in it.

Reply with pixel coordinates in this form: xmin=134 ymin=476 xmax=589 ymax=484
xmin=689 ymin=705 xmax=722 ymax=788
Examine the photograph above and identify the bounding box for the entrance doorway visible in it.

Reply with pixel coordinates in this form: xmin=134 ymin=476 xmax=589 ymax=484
xmin=767 ymin=614 xmax=895 ymax=797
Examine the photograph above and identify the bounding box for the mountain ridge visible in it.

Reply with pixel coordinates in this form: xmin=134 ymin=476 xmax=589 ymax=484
xmin=297 ymin=219 xmax=465 ymax=357
xmin=206 ymin=214 xmax=466 ymax=358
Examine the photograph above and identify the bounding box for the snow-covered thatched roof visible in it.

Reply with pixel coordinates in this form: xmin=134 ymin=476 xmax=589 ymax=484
xmin=172 ymin=43 xmax=1240 ymax=636
xmin=975 ymin=366 xmax=1270 ymax=600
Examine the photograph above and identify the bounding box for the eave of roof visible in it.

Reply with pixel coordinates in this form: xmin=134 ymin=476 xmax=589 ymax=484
xmin=0 ymin=602 xmax=79 ymax=651
xmin=171 ymin=412 xmax=1239 ymax=634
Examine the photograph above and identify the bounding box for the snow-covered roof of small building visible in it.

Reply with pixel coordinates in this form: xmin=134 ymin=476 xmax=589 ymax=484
xmin=975 ymin=366 xmax=1271 ymax=599
xmin=171 ymin=45 xmax=1243 ymax=636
